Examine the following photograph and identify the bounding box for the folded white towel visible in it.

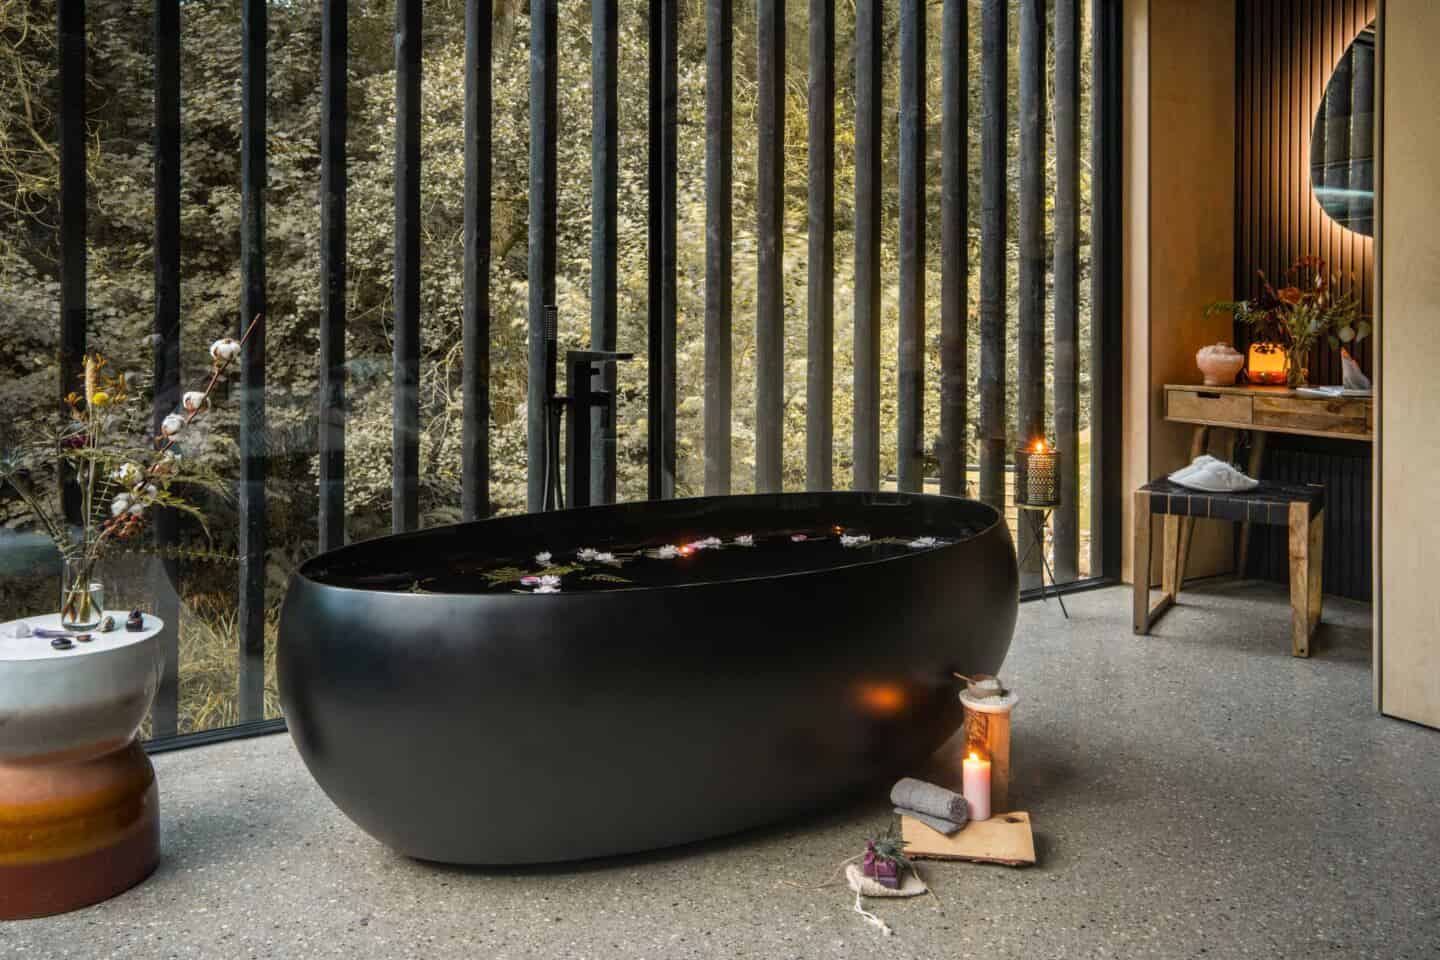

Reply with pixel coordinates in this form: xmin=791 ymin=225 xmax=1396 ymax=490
xmin=1168 ymin=455 xmax=1259 ymax=493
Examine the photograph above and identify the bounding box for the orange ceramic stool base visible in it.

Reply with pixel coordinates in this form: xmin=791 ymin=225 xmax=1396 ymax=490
xmin=0 ymin=740 xmax=159 ymax=920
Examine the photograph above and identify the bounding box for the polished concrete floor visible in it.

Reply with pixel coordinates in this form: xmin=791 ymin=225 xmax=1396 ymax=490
xmin=8 ymin=583 xmax=1438 ymax=959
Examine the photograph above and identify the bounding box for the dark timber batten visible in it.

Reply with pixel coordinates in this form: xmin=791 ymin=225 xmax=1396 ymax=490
xmin=320 ymin=0 xmax=348 ymax=548
xmin=238 ymin=0 xmax=267 ymax=722
xmin=940 ymin=0 xmax=968 ymax=497
xmin=704 ymin=0 xmax=734 ymax=496
xmin=527 ymin=0 xmax=557 ymax=512
xmin=755 ymin=0 xmax=784 ymax=494
xmin=896 ymin=0 xmax=925 ymax=493
xmin=1053 ymin=0 xmax=1081 ymax=581
xmin=978 ymin=0 xmax=1008 ymax=511
xmin=591 ymin=0 xmax=618 ymax=504
xmin=852 ymin=0 xmax=882 ymax=491
xmin=393 ymin=0 xmax=421 ymax=530
xmin=646 ymin=0 xmax=678 ymax=500
xmin=58 ymin=0 xmax=85 ymax=524
xmin=151 ymin=0 xmax=181 ymax=738
xmin=1017 ymin=0 xmax=1045 ymax=589
xmin=1092 ymin=0 xmax=1123 ymax=579
xmin=806 ymin=0 xmax=835 ymax=493
xmin=463 ymin=0 xmax=492 ymax=520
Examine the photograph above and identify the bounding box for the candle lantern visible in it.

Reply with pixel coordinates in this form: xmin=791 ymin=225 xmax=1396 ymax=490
xmin=1013 ymin=439 xmax=1060 ymax=508
xmin=1013 ymin=439 xmax=1068 ymax=616
xmin=1246 ymin=342 xmax=1289 ymax=384
xmin=959 ymin=675 xmax=1017 ymax=817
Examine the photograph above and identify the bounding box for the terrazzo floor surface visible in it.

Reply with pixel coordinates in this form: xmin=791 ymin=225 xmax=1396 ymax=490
xmin=8 ymin=582 xmax=1438 ymax=959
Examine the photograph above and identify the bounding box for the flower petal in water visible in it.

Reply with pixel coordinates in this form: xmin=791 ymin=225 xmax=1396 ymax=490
xmin=536 ymin=551 xmax=553 ymax=568
xmin=534 ymin=584 xmax=561 ymax=594
xmin=734 ymin=535 xmax=754 ymax=547
xmin=840 ymin=534 xmax=871 ymax=548
xmin=656 ymin=545 xmax=679 ymax=559
xmin=577 ymin=548 xmax=598 ymax=562
xmin=791 ymin=534 xmax=808 ymax=543
xmin=520 ymin=575 xmax=541 ymax=586
xmin=907 ymin=536 xmax=939 ymax=549
xmin=595 ymin=551 xmax=618 ymax=565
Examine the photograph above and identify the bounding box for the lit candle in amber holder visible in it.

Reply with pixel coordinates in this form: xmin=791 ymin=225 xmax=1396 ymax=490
xmin=962 ymin=751 xmax=991 ymax=822
xmin=1246 ymin=342 xmax=1289 ymax=384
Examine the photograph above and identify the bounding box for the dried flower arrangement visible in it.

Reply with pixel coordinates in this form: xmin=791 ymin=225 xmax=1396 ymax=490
xmin=1205 ymin=256 xmax=1368 ymax=387
xmin=0 ymin=316 xmax=261 ymax=628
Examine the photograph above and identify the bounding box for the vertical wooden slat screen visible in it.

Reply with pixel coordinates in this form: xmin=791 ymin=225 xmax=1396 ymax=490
xmin=57 ymin=0 xmax=85 ymax=524
xmin=1235 ymin=0 xmax=1376 ymax=387
xmin=590 ymin=0 xmax=618 ymax=505
xmin=805 ymin=0 xmax=834 ymax=493
xmin=977 ymin=0 xmax=1007 ymax=511
xmin=237 ymin=0 xmax=267 ymax=722
xmin=1016 ymin=0 xmax=1044 ymax=589
xmin=151 ymin=0 xmax=181 ymax=738
xmin=939 ymin=0 xmax=967 ymax=498
xmin=896 ymin=0 xmax=924 ymax=494
xmin=755 ymin=0 xmax=784 ymax=494
xmin=393 ymin=0 xmax=421 ymax=530
xmin=1091 ymin=0 xmax=1123 ymax=579
xmin=527 ymin=0 xmax=556 ymax=512
xmin=852 ymin=0 xmax=881 ymax=492
xmin=647 ymin=0 xmax=678 ymax=500
xmin=1053 ymin=0 xmax=1081 ymax=583
xmin=319 ymin=0 xmax=348 ymax=547
xmin=704 ymin=0 xmax=734 ymax=496
xmin=463 ymin=0 xmax=491 ymax=520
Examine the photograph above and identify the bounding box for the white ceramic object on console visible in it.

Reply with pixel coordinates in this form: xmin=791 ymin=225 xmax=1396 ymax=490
xmin=1195 ymin=343 xmax=1245 ymax=386
xmin=0 ymin=612 xmax=163 ymax=762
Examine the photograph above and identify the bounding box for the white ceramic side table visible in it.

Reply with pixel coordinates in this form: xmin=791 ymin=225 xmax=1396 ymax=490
xmin=0 ymin=611 xmax=164 ymax=919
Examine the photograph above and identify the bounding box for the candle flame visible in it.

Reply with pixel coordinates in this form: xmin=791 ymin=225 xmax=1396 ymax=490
xmin=968 ymin=751 xmax=981 ymax=762
xmin=1032 ymin=438 xmax=1047 ymax=454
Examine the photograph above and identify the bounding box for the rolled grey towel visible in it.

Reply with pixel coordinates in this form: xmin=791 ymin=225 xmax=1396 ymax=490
xmin=894 ymin=807 xmax=963 ymax=836
xmin=890 ymin=777 xmax=968 ymax=824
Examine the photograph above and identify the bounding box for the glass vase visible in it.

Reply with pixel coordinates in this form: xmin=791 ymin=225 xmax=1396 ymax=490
xmin=1285 ymin=347 xmax=1309 ymax=388
xmin=60 ymin=557 xmax=105 ymax=630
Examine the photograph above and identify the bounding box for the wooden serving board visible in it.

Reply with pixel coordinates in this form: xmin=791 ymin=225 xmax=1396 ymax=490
xmin=901 ymin=812 xmax=1036 ymax=867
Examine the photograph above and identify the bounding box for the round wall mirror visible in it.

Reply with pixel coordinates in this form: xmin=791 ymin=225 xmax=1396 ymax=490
xmin=1310 ymin=21 xmax=1375 ymax=236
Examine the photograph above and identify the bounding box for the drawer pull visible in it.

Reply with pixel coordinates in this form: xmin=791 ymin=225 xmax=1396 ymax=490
xmin=1196 ymin=391 xmax=1221 ymax=399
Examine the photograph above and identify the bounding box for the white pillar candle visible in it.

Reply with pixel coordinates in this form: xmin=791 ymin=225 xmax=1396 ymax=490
xmin=962 ymin=751 xmax=991 ymax=822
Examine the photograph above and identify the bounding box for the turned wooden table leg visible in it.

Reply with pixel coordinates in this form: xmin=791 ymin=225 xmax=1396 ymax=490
xmin=1175 ymin=426 xmax=1210 ymax=590
xmin=1237 ymin=431 xmax=1268 ymax=577
xmin=1288 ymin=501 xmax=1324 ymax=658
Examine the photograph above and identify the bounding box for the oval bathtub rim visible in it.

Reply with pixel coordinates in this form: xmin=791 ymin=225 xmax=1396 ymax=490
xmin=289 ymin=492 xmax=1014 ymax=600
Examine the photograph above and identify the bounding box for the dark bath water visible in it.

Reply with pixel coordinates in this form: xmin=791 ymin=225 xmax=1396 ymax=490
xmin=312 ymin=526 xmax=977 ymax=594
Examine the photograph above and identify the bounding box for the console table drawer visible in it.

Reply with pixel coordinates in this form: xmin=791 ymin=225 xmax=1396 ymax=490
xmin=1253 ymin=395 xmax=1370 ymax=435
xmin=1167 ymin=390 xmax=1253 ymax=425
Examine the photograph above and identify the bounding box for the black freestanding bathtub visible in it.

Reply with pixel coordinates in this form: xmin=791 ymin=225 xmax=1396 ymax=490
xmin=278 ymin=492 xmax=1017 ymax=864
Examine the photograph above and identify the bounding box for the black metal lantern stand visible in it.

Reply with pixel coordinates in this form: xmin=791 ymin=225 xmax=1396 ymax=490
xmin=1014 ymin=442 xmax=1068 ymax=618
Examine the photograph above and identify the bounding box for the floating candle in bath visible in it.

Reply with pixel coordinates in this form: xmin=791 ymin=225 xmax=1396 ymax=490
xmin=962 ymin=751 xmax=991 ymax=822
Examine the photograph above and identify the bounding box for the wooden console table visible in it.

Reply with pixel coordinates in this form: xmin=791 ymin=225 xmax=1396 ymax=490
xmin=1162 ymin=384 xmax=1372 ymax=582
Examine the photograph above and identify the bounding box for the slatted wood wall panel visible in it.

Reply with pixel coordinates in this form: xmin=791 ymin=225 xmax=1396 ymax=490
xmin=1236 ymin=0 xmax=1376 ymax=387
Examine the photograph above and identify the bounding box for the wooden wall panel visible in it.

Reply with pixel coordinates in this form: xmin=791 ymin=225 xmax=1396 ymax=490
xmin=1236 ymin=0 xmax=1376 ymax=387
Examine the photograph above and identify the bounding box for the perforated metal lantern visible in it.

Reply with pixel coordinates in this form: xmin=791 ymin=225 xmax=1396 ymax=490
xmin=1014 ymin=440 xmax=1061 ymax=509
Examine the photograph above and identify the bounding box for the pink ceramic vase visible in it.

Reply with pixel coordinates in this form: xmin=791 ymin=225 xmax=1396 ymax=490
xmin=1196 ymin=343 xmax=1245 ymax=386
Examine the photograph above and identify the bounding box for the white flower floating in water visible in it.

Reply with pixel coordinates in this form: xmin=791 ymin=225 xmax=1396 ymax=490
xmin=210 ymin=337 xmax=242 ymax=363
xmin=840 ymin=534 xmax=871 ymax=548
xmin=160 ymin=413 xmax=185 ymax=436
xmin=688 ymin=536 xmax=723 ymax=551
xmin=182 ymin=390 xmax=208 ymax=413
xmin=595 ymin=551 xmax=618 ymax=565
xmin=791 ymin=534 xmax=809 ymax=543
xmin=907 ymin=536 xmax=939 ymax=549
xmin=535 ymin=551 xmax=553 ymax=568
xmin=576 ymin=548 xmax=598 ymax=562
xmin=734 ymin=534 xmax=754 ymax=547
xmin=656 ymin=545 xmax=680 ymax=560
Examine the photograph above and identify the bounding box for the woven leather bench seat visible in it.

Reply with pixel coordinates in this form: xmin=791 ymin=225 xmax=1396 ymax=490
xmin=1134 ymin=478 xmax=1325 ymax=657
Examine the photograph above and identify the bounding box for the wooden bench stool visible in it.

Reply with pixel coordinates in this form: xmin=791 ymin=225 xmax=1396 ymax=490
xmin=1132 ymin=479 xmax=1325 ymax=657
